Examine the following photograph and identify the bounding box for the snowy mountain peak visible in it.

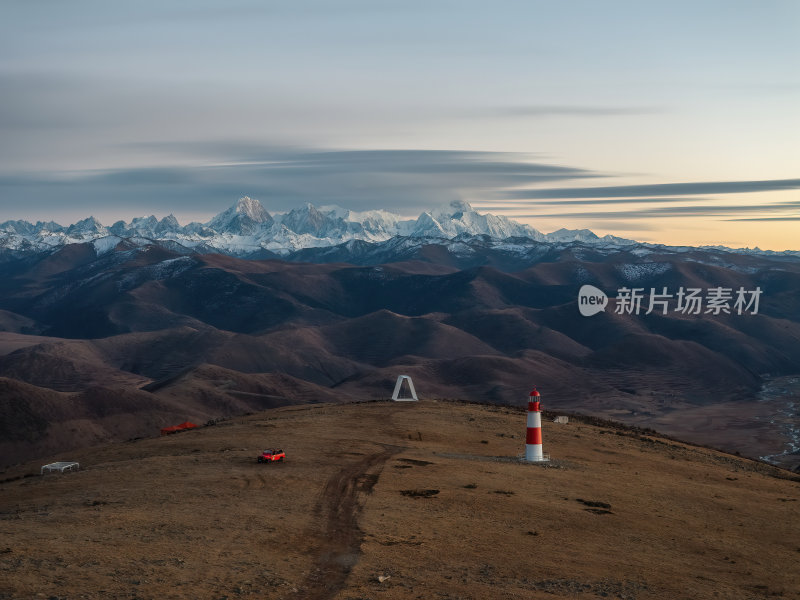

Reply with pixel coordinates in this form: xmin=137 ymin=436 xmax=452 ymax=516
xmin=207 ymin=196 xmax=274 ymax=235
xmin=416 ymin=200 xmax=545 ymax=241
xmin=130 ymin=216 xmax=159 ymax=230
xmin=155 ymin=214 xmax=180 ymax=234
xmin=234 ymin=196 xmax=271 ymax=223
xmin=547 ymin=228 xmax=600 ymax=243
xmin=0 ymin=197 xmax=657 ymax=260
xmin=430 ymin=199 xmax=474 ymax=220
xmin=426 ymin=201 xmax=458 ymax=221
xmin=281 ymin=203 xmax=329 ymax=236
xmin=0 ymin=220 xmax=38 ymax=235
xmin=67 ymin=216 xmax=106 ymax=236
xmin=36 ymin=221 xmax=64 ymax=233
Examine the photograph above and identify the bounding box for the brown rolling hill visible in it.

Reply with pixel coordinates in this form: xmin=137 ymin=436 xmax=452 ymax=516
xmin=1 ymin=241 xmax=799 ymax=471
xmin=1 ymin=400 xmax=798 ymax=600
xmin=0 ymin=366 xmax=350 ymax=470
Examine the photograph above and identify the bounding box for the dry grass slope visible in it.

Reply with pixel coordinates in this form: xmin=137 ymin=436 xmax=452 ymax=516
xmin=1 ymin=400 xmax=798 ymax=600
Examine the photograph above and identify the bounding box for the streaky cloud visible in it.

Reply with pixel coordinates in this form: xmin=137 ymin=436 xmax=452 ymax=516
xmin=0 ymin=146 xmax=599 ymax=219
xmin=726 ymin=216 xmax=800 ymax=221
xmin=491 ymin=105 xmax=661 ymax=118
xmin=505 ymin=200 xmax=800 ymax=220
xmin=474 ymin=197 xmax=713 ymax=208
xmin=501 ymin=179 xmax=800 ymax=199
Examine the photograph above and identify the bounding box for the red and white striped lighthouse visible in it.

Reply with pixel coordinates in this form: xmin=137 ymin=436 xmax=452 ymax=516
xmin=525 ymin=388 xmax=546 ymax=462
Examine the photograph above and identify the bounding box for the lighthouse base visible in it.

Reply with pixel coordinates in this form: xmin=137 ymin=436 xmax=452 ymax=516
xmin=522 ymin=454 xmax=551 ymax=463
xmin=524 ymin=443 xmax=550 ymax=463
xmin=522 ymin=445 xmax=551 ymax=462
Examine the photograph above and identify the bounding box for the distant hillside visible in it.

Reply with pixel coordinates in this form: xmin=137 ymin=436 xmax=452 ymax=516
xmin=1 ymin=238 xmax=799 ymax=470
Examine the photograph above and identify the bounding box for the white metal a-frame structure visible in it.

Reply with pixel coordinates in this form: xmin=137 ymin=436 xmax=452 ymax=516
xmin=391 ymin=375 xmax=418 ymax=401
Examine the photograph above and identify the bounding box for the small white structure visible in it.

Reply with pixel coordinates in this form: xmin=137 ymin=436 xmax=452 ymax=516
xmin=41 ymin=461 xmax=80 ymax=474
xmin=391 ymin=375 xmax=418 ymax=401
xmin=553 ymin=415 xmax=569 ymax=424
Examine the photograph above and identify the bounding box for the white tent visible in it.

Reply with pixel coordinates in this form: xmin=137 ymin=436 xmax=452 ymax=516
xmin=41 ymin=461 xmax=79 ymax=474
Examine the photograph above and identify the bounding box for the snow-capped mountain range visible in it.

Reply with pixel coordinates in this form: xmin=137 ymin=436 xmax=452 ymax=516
xmin=1 ymin=196 xmax=797 ymax=261
xmin=0 ymin=197 xmax=635 ymax=258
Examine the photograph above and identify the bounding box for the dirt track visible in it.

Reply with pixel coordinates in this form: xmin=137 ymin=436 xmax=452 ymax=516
xmin=295 ymin=445 xmax=401 ymax=599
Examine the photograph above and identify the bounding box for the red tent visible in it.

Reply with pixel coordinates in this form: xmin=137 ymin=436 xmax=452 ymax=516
xmin=160 ymin=422 xmax=198 ymax=436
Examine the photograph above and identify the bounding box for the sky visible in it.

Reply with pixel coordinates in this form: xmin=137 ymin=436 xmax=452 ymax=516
xmin=1 ymin=1 xmax=799 ymax=250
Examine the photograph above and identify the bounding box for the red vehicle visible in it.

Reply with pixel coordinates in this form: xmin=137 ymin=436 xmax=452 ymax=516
xmin=257 ymin=448 xmax=285 ymax=463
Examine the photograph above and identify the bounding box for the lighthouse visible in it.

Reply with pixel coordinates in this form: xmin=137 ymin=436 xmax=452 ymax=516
xmin=524 ymin=388 xmax=548 ymax=462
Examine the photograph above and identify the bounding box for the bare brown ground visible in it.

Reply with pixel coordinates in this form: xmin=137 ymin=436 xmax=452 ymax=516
xmin=294 ymin=445 xmax=401 ymax=600
xmin=1 ymin=400 xmax=799 ymax=600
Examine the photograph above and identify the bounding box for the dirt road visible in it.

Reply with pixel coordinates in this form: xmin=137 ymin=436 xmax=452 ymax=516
xmin=294 ymin=445 xmax=401 ymax=600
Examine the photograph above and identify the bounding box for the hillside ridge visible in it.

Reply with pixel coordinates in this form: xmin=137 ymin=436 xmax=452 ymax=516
xmin=2 ymin=400 xmax=798 ymax=599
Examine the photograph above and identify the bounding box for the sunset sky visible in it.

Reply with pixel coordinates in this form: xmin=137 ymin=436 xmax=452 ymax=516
xmin=1 ymin=1 xmax=798 ymax=250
